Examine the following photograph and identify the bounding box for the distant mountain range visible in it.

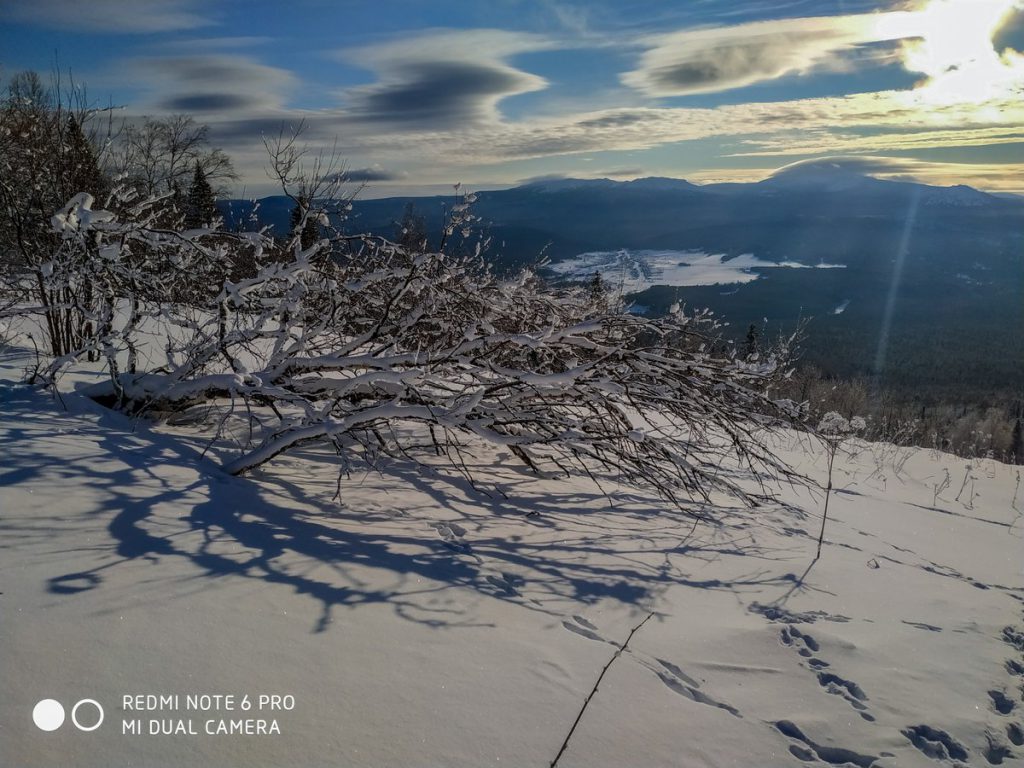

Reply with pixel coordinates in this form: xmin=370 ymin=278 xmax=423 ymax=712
xmin=220 ymin=164 xmax=1024 ymax=398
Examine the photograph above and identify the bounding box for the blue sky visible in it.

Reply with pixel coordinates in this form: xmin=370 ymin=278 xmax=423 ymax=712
xmin=2 ymin=0 xmax=1023 ymax=196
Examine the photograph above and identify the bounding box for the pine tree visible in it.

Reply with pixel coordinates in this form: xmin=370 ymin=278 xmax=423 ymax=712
xmin=184 ymin=163 xmax=217 ymax=229
xmin=396 ymin=202 xmax=427 ymax=250
xmin=64 ymin=115 xmax=105 ymax=202
xmin=588 ymin=271 xmax=608 ymax=310
xmin=289 ymin=197 xmax=319 ymax=250
xmin=744 ymin=323 xmax=760 ymax=359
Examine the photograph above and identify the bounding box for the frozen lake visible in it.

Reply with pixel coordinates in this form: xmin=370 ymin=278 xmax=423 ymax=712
xmin=549 ymin=249 xmax=845 ymax=291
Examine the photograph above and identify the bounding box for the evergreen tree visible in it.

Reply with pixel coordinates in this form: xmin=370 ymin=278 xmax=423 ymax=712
xmin=396 ymin=202 xmax=427 ymax=250
xmin=64 ymin=115 xmax=106 ymax=202
xmin=744 ymin=323 xmax=760 ymax=359
xmin=184 ymin=163 xmax=217 ymax=229
xmin=588 ymin=271 xmax=607 ymax=309
xmin=289 ymin=197 xmax=319 ymax=250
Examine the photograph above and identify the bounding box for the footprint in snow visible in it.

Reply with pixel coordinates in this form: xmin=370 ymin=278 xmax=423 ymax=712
xmin=989 ymin=689 xmax=1016 ymax=716
xmin=773 ymin=720 xmax=877 ymax=767
xmin=903 ymin=620 xmax=943 ymax=632
xmin=1002 ymin=626 xmax=1024 ymax=652
xmin=983 ymin=731 xmax=1015 ymax=765
xmin=656 ymin=658 xmax=701 ymax=688
xmin=780 ymin=625 xmax=874 ymax=721
xmin=572 ymin=615 xmax=598 ymax=631
xmin=780 ymin=625 xmax=819 ymax=657
xmin=751 ymin=602 xmax=851 ymax=625
xmin=484 ymin=572 xmax=522 ymax=596
xmin=1006 ymin=723 xmax=1023 ymax=747
xmin=817 ymin=672 xmax=868 ymax=707
xmin=431 ymin=521 xmax=471 ymax=552
xmin=648 ymin=658 xmax=740 ymax=718
xmin=901 ymin=724 xmax=969 ymax=761
xmin=560 ymin=616 xmax=606 ymax=643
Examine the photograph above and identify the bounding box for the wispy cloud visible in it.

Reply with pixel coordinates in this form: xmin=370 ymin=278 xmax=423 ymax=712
xmin=621 ymin=13 xmax=902 ymax=97
xmin=619 ymin=3 xmax=1024 ymax=99
xmin=46 ymin=4 xmax=1021 ymax=195
xmin=596 ymin=167 xmax=645 ymax=178
xmin=120 ymin=54 xmax=296 ymax=114
xmin=329 ymin=166 xmax=408 ymax=183
xmin=336 ymin=29 xmax=552 ymax=129
xmin=4 ymin=0 xmax=213 ymax=33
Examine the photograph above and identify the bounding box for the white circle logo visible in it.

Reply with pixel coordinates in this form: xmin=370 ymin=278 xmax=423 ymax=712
xmin=32 ymin=699 xmax=65 ymax=732
xmin=71 ymin=699 xmax=104 ymax=732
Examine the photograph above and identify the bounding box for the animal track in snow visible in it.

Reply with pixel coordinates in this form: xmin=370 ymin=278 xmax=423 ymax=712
xmin=779 ymin=624 xmax=873 ymax=721
xmin=483 ymin=572 xmax=523 ymax=596
xmin=901 ymin=724 xmax=969 ymax=761
xmin=572 ymin=615 xmax=598 ymax=631
xmin=559 ymin=617 xmax=741 ymax=719
xmin=780 ymin=625 xmax=819 ymax=656
xmin=773 ymin=720 xmax=878 ymax=767
xmin=983 ymin=731 xmax=1014 ymax=765
xmin=751 ymin=602 xmax=851 ymax=625
xmin=996 ymin=617 xmax=1024 ymax=728
xmin=902 ymin=620 xmax=943 ymax=632
xmin=1006 ymin=723 xmax=1023 ymax=747
xmin=431 ymin=520 xmax=466 ymax=539
xmin=647 ymin=658 xmax=740 ymax=718
xmin=1002 ymin=626 xmax=1024 ymax=652
xmin=817 ymin=672 xmax=869 ymax=712
xmin=990 ymin=689 xmax=1016 ymax=715
xmin=430 ymin=521 xmax=472 ymax=553
xmin=560 ymin=615 xmax=606 ymax=643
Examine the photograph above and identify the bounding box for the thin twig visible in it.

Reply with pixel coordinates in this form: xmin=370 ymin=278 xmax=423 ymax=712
xmin=550 ymin=611 xmax=656 ymax=768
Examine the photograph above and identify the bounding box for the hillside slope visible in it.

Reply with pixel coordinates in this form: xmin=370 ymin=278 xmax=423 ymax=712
xmin=1 ymin=350 xmax=1022 ymax=767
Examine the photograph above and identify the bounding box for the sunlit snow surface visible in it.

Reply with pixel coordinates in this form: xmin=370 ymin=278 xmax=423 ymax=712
xmin=549 ymin=249 xmax=845 ymax=291
xmin=1 ymin=343 xmax=1022 ymax=768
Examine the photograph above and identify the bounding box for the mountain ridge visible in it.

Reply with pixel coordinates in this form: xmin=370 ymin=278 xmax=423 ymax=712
xmin=218 ymin=163 xmax=1023 ymax=398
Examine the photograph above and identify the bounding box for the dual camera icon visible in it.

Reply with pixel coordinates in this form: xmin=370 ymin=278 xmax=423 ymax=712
xmin=32 ymin=698 xmax=104 ymax=732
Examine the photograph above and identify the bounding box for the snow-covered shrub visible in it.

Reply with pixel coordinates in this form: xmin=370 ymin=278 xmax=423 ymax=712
xmin=65 ymin=184 xmax=803 ymax=512
xmin=30 ymin=183 xmax=268 ymax=395
xmin=817 ymin=411 xmax=866 ymax=437
xmin=19 ymin=122 xmax=807 ymax=514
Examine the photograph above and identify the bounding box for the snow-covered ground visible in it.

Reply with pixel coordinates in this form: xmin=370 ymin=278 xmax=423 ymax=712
xmin=548 ymin=249 xmax=845 ymax=292
xmin=1 ymin=346 xmax=1023 ymax=767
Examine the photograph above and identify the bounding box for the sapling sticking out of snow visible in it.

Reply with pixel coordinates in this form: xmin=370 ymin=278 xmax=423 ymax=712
xmin=815 ymin=412 xmax=866 ymax=560
xmin=954 ymin=464 xmax=972 ymax=503
xmin=893 ymin=446 xmax=913 ymax=479
xmin=933 ymin=468 xmax=951 ymax=507
xmin=962 ymin=475 xmax=977 ymax=509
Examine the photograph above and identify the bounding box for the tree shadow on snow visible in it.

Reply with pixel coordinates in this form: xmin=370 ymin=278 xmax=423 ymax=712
xmin=1 ymin=384 xmax=803 ymax=633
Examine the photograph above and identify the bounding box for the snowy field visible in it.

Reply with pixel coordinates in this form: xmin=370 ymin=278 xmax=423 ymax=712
xmin=1 ymin=346 xmax=1023 ymax=767
xmin=548 ymin=250 xmax=846 ymax=292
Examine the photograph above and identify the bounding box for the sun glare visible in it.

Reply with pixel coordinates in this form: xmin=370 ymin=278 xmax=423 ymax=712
xmin=888 ymin=0 xmax=1023 ymax=104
